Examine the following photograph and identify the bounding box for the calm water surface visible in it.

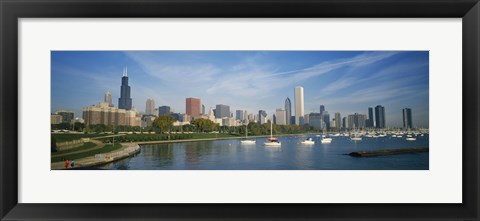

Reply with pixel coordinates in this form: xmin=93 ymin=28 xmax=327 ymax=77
xmin=98 ymin=135 xmax=429 ymax=170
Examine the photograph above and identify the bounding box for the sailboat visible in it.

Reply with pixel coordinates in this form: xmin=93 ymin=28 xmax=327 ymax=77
xmin=301 ymin=137 xmax=315 ymax=145
xmin=264 ymin=122 xmax=281 ymax=146
xmin=321 ymin=135 xmax=332 ymax=144
xmin=350 ymin=124 xmax=362 ymax=141
xmin=240 ymin=125 xmax=256 ymax=144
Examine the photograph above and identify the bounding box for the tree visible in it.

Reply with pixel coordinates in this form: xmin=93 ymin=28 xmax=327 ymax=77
xmin=84 ymin=125 xmax=91 ymax=133
xmin=191 ymin=118 xmax=216 ymax=132
xmin=73 ymin=122 xmax=85 ymax=131
xmin=152 ymin=115 xmax=175 ymax=133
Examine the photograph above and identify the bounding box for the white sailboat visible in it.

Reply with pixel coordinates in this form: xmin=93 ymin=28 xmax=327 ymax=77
xmin=240 ymin=125 xmax=256 ymax=144
xmin=264 ymin=122 xmax=281 ymax=146
xmin=300 ymin=137 xmax=315 ymax=145
xmin=321 ymin=136 xmax=332 ymax=144
xmin=350 ymin=132 xmax=362 ymax=141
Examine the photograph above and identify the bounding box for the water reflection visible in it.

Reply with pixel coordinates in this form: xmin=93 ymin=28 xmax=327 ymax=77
xmin=98 ymin=135 xmax=429 ymax=170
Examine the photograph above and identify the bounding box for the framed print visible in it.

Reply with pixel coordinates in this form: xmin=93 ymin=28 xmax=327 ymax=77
xmin=1 ymin=0 xmax=479 ymax=220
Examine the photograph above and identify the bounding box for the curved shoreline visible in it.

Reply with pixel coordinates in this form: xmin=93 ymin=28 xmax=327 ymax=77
xmin=51 ymin=143 xmax=140 ymax=170
xmin=51 ymin=134 xmax=313 ymax=169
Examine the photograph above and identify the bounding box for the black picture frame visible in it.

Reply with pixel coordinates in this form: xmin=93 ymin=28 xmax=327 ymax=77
xmin=1 ymin=0 xmax=479 ymax=220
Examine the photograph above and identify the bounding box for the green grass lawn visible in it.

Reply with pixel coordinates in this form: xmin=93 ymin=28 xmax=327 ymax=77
xmin=53 ymin=134 xmax=107 ymax=143
xmin=52 ymin=142 xmax=97 ymax=155
xmin=51 ymin=143 xmax=123 ymax=163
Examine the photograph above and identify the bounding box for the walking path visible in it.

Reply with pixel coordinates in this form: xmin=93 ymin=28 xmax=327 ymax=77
xmin=51 ymin=143 xmax=140 ymax=170
xmin=91 ymin=134 xmax=126 ymax=140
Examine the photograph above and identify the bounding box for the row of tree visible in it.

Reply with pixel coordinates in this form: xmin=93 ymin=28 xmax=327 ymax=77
xmin=54 ymin=116 xmax=348 ymax=135
xmin=152 ymin=116 xmax=326 ymax=135
xmin=51 ymin=122 xmax=85 ymax=131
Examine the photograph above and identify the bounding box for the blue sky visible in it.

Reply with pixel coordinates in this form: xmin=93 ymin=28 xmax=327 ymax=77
xmin=51 ymin=51 xmax=429 ymax=128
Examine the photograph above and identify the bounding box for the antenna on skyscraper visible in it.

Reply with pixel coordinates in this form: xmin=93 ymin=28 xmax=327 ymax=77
xmin=122 ymin=66 xmax=128 ymax=77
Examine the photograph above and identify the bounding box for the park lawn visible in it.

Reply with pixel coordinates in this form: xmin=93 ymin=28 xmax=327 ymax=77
xmin=52 ymin=142 xmax=97 ymax=156
xmin=51 ymin=143 xmax=123 ymax=163
xmin=53 ymin=133 xmax=107 ymax=143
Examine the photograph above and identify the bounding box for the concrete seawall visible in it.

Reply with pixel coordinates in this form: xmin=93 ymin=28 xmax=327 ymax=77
xmin=51 ymin=143 xmax=141 ymax=170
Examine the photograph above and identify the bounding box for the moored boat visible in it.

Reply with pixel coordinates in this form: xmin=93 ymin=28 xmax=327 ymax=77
xmin=300 ymin=137 xmax=315 ymax=145
xmin=321 ymin=137 xmax=332 ymax=144
xmin=264 ymin=122 xmax=281 ymax=146
xmin=240 ymin=125 xmax=256 ymax=144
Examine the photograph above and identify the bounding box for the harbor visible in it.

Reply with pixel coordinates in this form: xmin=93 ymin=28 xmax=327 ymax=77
xmin=96 ymin=133 xmax=429 ymax=170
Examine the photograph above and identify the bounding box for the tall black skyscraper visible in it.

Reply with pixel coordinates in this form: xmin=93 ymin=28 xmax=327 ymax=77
xmin=158 ymin=106 xmax=171 ymax=116
xmin=375 ymin=105 xmax=386 ymax=128
xmin=285 ymin=97 xmax=292 ymax=125
xmin=367 ymin=106 xmax=374 ymax=128
xmin=118 ymin=67 xmax=132 ymax=110
xmin=403 ymin=108 xmax=413 ymax=129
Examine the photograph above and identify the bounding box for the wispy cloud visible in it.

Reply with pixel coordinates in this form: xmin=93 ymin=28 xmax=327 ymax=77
xmin=318 ymin=58 xmax=428 ymax=97
xmin=126 ymin=52 xmax=221 ymax=86
xmin=128 ymin=52 xmax=399 ymax=101
xmin=52 ymin=51 xmax=428 ymax=127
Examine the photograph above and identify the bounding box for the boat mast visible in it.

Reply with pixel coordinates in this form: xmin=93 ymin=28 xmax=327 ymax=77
xmin=270 ymin=122 xmax=273 ymax=138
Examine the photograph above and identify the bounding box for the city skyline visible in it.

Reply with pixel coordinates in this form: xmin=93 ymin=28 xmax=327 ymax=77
xmin=51 ymin=51 xmax=429 ymax=127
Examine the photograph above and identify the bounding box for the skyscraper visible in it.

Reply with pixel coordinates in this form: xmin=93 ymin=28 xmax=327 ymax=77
xmin=335 ymin=112 xmax=341 ymax=129
xmin=367 ymin=106 xmax=374 ymax=128
xmin=202 ymin=104 xmax=205 ymax=115
xmin=215 ymin=104 xmax=230 ymax=118
xmin=294 ymin=86 xmax=304 ymax=125
xmin=104 ymin=91 xmax=113 ymax=107
xmin=275 ymin=108 xmax=286 ymax=125
xmin=309 ymin=113 xmax=322 ymax=128
xmin=320 ymin=105 xmax=325 ymax=114
xmin=236 ymin=110 xmax=244 ymax=121
xmin=375 ymin=105 xmax=386 ymax=128
xmin=285 ymin=97 xmax=292 ymax=125
xmin=403 ymin=108 xmax=413 ymax=129
xmin=347 ymin=113 xmax=367 ymax=129
xmin=304 ymin=114 xmax=310 ymax=124
xmin=186 ymin=97 xmax=201 ymax=117
xmin=145 ymin=98 xmax=155 ymax=115
xmin=118 ymin=67 xmax=132 ymax=110
xmin=322 ymin=111 xmax=330 ymax=129
xmin=258 ymin=110 xmax=267 ymax=124
xmin=158 ymin=106 xmax=171 ymax=116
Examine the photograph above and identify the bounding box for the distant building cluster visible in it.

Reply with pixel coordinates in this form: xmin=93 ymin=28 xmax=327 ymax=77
xmin=82 ymin=102 xmax=140 ymax=127
xmin=53 ymin=66 xmax=417 ymax=130
xmin=50 ymin=110 xmax=74 ymax=124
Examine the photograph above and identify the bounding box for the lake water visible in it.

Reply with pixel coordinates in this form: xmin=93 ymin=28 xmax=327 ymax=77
xmin=97 ymin=134 xmax=429 ymax=170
